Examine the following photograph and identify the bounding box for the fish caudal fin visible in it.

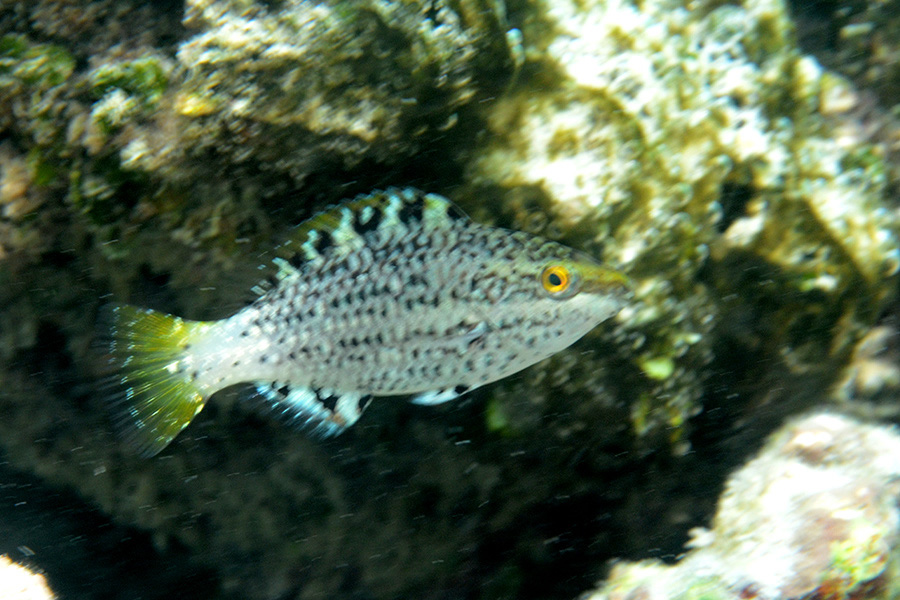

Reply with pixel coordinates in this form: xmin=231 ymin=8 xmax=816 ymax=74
xmin=101 ymin=304 xmax=212 ymax=457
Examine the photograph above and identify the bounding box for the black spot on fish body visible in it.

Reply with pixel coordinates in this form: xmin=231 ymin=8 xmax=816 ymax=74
xmin=288 ymin=252 xmax=305 ymax=269
xmin=353 ymin=206 xmax=383 ymax=236
xmin=453 ymin=384 xmax=468 ymax=395
xmin=398 ymin=196 xmax=425 ymax=225
xmin=443 ymin=201 xmax=469 ymax=222
xmin=317 ymin=390 xmax=339 ymax=412
xmin=447 ymin=238 xmax=469 ymax=256
xmin=313 ymin=230 xmax=334 ymax=255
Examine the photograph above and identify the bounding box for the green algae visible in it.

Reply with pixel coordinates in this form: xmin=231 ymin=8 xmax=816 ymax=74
xmin=24 ymin=147 xmax=57 ymax=189
xmin=0 ymin=34 xmax=74 ymax=87
xmin=484 ymin=396 xmax=513 ymax=435
xmin=90 ymin=58 xmax=168 ymax=106
xmin=88 ymin=57 xmax=169 ymax=134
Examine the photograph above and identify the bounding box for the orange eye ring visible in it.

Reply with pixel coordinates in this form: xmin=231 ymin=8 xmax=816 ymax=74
xmin=541 ymin=265 xmax=571 ymax=294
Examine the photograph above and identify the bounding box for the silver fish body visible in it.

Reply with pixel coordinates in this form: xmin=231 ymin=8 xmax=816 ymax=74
xmin=105 ymin=189 xmax=630 ymax=456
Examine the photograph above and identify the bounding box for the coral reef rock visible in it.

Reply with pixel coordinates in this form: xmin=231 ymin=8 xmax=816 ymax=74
xmin=0 ymin=555 xmax=56 ymax=600
xmin=158 ymin=0 xmax=510 ymax=178
xmin=584 ymin=412 xmax=900 ymax=600
xmin=466 ymin=0 xmax=900 ymax=444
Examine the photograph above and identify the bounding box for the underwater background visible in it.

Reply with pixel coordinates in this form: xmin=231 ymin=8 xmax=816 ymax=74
xmin=1 ymin=0 xmax=900 ymax=598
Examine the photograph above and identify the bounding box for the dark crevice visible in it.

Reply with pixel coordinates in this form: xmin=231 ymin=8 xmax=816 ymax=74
xmin=717 ymin=182 xmax=755 ymax=233
xmin=0 ymin=460 xmax=218 ymax=600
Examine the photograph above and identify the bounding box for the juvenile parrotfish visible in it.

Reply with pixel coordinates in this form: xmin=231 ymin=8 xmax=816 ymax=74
xmin=104 ymin=188 xmax=630 ymax=456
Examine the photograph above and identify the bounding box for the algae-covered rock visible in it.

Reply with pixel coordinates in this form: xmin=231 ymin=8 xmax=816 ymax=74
xmin=584 ymin=412 xmax=900 ymax=600
xmin=794 ymin=0 xmax=900 ymax=199
xmin=467 ymin=0 xmax=900 ymax=446
xmin=0 ymin=0 xmax=519 ymax=309
xmin=117 ymin=0 xmax=515 ymax=179
xmin=834 ymin=318 xmax=900 ymax=418
xmin=800 ymin=0 xmax=900 ymax=114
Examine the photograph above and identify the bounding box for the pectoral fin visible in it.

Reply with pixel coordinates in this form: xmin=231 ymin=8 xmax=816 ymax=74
xmin=253 ymin=383 xmax=373 ymax=436
xmin=410 ymin=384 xmax=471 ymax=406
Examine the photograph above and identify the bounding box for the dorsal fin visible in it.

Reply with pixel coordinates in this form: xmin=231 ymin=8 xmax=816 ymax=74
xmin=253 ymin=188 xmax=470 ymax=295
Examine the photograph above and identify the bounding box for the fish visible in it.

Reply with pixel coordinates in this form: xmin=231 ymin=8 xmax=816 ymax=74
xmin=102 ymin=188 xmax=630 ymax=456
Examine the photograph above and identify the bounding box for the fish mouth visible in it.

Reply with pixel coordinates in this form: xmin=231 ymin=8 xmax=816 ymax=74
xmin=568 ymin=251 xmax=631 ymax=289
xmin=578 ymin=264 xmax=632 ymax=296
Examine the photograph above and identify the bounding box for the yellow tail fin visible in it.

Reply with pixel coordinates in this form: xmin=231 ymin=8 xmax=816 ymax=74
xmin=101 ymin=304 xmax=212 ymax=457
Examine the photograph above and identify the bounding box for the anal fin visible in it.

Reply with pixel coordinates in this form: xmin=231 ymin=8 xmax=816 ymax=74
xmin=410 ymin=385 xmax=471 ymax=406
xmin=253 ymin=383 xmax=372 ymax=437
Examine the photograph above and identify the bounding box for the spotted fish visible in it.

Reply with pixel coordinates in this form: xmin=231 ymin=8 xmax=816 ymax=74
xmin=103 ymin=188 xmax=630 ymax=456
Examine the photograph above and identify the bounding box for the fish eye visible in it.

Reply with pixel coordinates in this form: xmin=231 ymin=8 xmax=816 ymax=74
xmin=541 ymin=265 xmax=571 ymax=295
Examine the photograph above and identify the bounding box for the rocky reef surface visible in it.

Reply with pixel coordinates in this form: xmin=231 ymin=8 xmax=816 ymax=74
xmin=585 ymin=412 xmax=900 ymax=600
xmin=0 ymin=0 xmax=899 ymax=598
xmin=0 ymin=555 xmax=56 ymax=600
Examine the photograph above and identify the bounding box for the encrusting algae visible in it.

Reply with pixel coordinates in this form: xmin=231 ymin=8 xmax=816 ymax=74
xmin=103 ymin=188 xmax=630 ymax=456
